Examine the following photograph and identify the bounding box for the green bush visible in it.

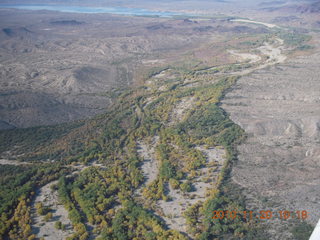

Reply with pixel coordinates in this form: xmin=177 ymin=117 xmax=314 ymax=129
xmin=159 ymin=160 xmax=175 ymax=179
xmin=55 ymin=221 xmax=62 ymax=230
xmin=169 ymin=178 xmax=180 ymax=189
xmin=180 ymin=181 xmax=192 ymax=192
xmin=44 ymin=212 xmax=53 ymax=222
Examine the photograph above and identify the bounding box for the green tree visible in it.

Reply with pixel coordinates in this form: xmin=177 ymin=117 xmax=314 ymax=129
xmin=44 ymin=212 xmax=53 ymax=222
xmin=180 ymin=181 xmax=192 ymax=192
xmin=55 ymin=221 xmax=62 ymax=230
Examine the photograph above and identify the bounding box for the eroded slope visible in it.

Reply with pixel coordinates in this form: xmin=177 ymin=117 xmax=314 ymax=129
xmin=222 ymin=33 xmax=320 ymax=239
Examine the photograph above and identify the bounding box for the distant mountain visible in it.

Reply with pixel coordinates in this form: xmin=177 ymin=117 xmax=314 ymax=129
xmin=295 ymin=1 xmax=320 ymax=13
xmin=259 ymin=1 xmax=287 ymax=7
xmin=1 ymin=27 xmax=33 ymax=38
xmin=263 ymin=0 xmax=320 ymax=13
xmin=50 ymin=20 xmax=84 ymax=25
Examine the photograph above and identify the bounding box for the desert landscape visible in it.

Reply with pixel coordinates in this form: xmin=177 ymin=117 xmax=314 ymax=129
xmin=0 ymin=0 xmax=319 ymax=239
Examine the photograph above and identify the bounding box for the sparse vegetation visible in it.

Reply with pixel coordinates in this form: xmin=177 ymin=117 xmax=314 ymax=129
xmin=54 ymin=221 xmax=62 ymax=230
xmin=0 ymin=8 xmax=315 ymax=240
xmin=291 ymin=222 xmax=314 ymax=240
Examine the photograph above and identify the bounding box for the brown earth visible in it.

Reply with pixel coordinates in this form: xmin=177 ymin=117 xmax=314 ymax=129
xmin=222 ymin=32 xmax=320 ymax=239
xmin=0 ymin=9 xmax=268 ymax=128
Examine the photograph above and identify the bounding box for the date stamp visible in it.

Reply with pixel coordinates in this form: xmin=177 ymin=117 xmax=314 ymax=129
xmin=212 ymin=210 xmax=309 ymax=220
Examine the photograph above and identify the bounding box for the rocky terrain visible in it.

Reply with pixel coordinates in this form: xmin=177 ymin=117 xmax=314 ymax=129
xmin=1 ymin=0 xmax=319 ymax=129
xmin=31 ymin=181 xmax=74 ymax=240
xmin=222 ymin=32 xmax=320 ymax=239
xmin=0 ymin=9 xmax=223 ymax=128
xmin=0 ymin=1 xmax=319 ymax=239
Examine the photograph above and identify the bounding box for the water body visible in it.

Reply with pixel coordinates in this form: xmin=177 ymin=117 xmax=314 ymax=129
xmin=0 ymin=4 xmax=195 ymax=17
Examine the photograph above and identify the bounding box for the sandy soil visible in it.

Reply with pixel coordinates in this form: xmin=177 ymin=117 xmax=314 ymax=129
xmin=146 ymin=69 xmax=179 ymax=87
xmin=157 ymin=146 xmax=226 ymax=235
xmin=153 ymin=70 xmax=170 ymax=79
xmin=142 ymin=59 xmax=166 ymax=65
xmin=231 ymin=19 xmax=279 ymax=28
xmin=31 ymin=181 xmax=73 ymax=240
xmin=30 ymin=162 xmax=107 ymax=239
xmin=228 ymin=50 xmax=262 ymax=64
xmin=137 ymin=136 xmax=160 ymax=187
xmin=168 ymin=97 xmax=196 ymax=125
xmin=135 ymin=129 xmax=226 ymax=236
xmin=258 ymin=38 xmax=286 ymax=64
xmin=0 ymin=159 xmax=30 ymax=165
xmin=226 ymin=37 xmax=286 ymax=77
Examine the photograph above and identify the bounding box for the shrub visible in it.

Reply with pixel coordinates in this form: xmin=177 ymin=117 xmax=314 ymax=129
xmin=180 ymin=181 xmax=192 ymax=192
xmin=169 ymin=178 xmax=180 ymax=189
xmin=44 ymin=212 xmax=53 ymax=222
xmin=55 ymin=221 xmax=62 ymax=230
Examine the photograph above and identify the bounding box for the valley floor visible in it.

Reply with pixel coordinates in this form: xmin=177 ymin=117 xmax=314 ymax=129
xmin=0 ymin=14 xmax=317 ymax=240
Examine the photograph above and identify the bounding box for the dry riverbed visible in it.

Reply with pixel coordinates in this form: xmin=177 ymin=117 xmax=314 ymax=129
xmin=31 ymin=181 xmax=73 ymax=240
xmin=136 ymin=137 xmax=226 ymax=236
xmin=157 ymin=146 xmax=226 ymax=235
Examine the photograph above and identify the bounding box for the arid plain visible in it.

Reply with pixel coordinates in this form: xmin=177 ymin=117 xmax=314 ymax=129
xmin=0 ymin=0 xmax=320 ymax=239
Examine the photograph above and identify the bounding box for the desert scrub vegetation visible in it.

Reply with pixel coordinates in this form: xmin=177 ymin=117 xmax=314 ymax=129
xmin=0 ymin=164 xmax=70 ymax=239
xmin=0 ymin=68 xmax=253 ymax=239
xmin=276 ymin=30 xmax=312 ymax=48
xmin=3 ymin=29 xmax=310 ymax=238
xmin=0 ymin=121 xmax=84 ymax=156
